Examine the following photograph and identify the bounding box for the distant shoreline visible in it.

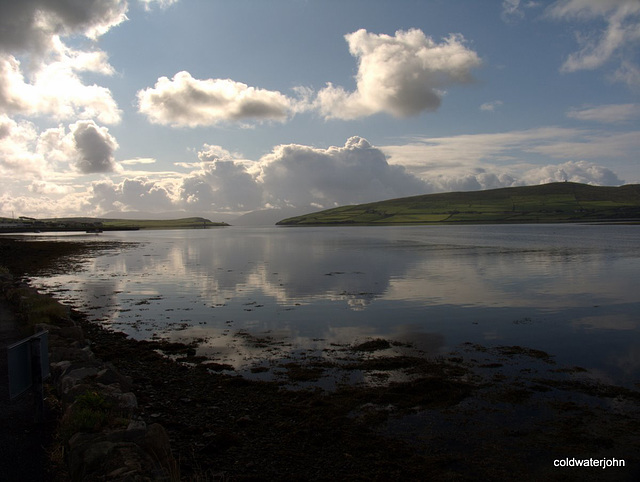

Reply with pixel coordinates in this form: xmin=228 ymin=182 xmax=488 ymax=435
xmin=0 ymin=226 xmax=140 ymax=234
xmin=0 ymin=216 xmax=229 ymax=233
xmin=276 ymin=218 xmax=640 ymax=226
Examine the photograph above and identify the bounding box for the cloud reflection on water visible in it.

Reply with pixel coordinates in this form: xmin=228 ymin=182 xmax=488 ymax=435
xmin=31 ymin=225 xmax=640 ymax=384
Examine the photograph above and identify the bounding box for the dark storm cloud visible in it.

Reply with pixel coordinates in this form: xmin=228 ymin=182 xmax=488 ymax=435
xmin=0 ymin=0 xmax=128 ymax=54
xmin=71 ymin=120 xmax=118 ymax=173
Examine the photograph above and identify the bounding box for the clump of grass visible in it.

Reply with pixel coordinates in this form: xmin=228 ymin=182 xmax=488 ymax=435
xmin=9 ymin=287 xmax=70 ymax=334
xmin=5 ymin=286 xmax=70 ymax=334
xmin=58 ymin=390 xmax=127 ymax=444
xmin=25 ymin=293 xmax=69 ymax=324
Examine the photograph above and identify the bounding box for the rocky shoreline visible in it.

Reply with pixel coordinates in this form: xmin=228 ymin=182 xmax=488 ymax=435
xmin=1 ymin=270 xmax=177 ymax=480
xmin=2 ymin=237 xmax=640 ymax=480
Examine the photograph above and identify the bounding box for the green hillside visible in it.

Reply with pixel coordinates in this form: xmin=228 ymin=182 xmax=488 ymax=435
xmin=0 ymin=216 xmax=228 ymax=233
xmin=276 ymin=182 xmax=640 ymax=225
xmin=99 ymin=217 xmax=228 ymax=229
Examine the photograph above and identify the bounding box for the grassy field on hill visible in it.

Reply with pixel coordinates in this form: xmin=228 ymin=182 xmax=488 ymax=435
xmin=0 ymin=216 xmax=228 ymax=233
xmin=98 ymin=217 xmax=228 ymax=229
xmin=277 ymin=182 xmax=640 ymax=225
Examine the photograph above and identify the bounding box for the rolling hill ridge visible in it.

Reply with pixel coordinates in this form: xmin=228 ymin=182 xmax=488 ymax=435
xmin=276 ymin=182 xmax=640 ymax=225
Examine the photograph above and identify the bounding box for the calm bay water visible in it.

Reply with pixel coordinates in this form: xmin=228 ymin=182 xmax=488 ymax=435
xmin=32 ymin=224 xmax=640 ymax=385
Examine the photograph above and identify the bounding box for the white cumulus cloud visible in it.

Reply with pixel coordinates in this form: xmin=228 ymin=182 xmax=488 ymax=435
xmin=521 ymin=160 xmax=623 ymax=185
xmin=89 ymin=177 xmax=178 ymax=213
xmin=137 ymin=71 xmax=299 ymax=127
xmin=178 ymin=144 xmax=262 ymax=211
xmin=258 ymin=136 xmax=428 ymax=208
xmin=0 ymin=50 xmax=121 ymax=124
xmin=0 ymin=114 xmax=46 ymax=177
xmin=85 ymin=137 xmax=431 ymax=215
xmin=547 ymin=0 xmax=640 ymax=86
xmin=0 ymin=190 xmax=93 ymax=218
xmin=0 ymin=0 xmax=123 ymax=125
xmin=28 ymin=180 xmax=73 ymax=195
xmin=315 ymin=28 xmax=481 ymax=120
xmin=382 ymin=127 xmax=629 ymax=190
xmin=1 ymin=118 xmax=120 ymax=176
xmin=1 ymin=116 xmax=124 ymax=181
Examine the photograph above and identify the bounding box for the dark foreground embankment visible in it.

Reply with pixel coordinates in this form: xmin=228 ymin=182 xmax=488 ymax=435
xmin=0 ymin=288 xmax=56 ymax=480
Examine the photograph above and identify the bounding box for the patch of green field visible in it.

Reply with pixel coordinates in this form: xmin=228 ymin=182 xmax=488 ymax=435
xmin=377 ymin=213 xmax=451 ymax=223
xmin=101 ymin=217 xmax=228 ymax=229
xmin=277 ymin=182 xmax=640 ymax=225
xmin=0 ymin=216 xmax=229 ymax=232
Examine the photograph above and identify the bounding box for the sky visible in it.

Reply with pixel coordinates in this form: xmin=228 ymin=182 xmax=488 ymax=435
xmin=1 ymin=0 xmax=639 ymax=221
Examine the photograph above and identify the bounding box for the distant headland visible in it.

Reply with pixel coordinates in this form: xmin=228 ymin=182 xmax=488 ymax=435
xmin=0 ymin=216 xmax=228 ymax=233
xmin=276 ymin=182 xmax=640 ymax=225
